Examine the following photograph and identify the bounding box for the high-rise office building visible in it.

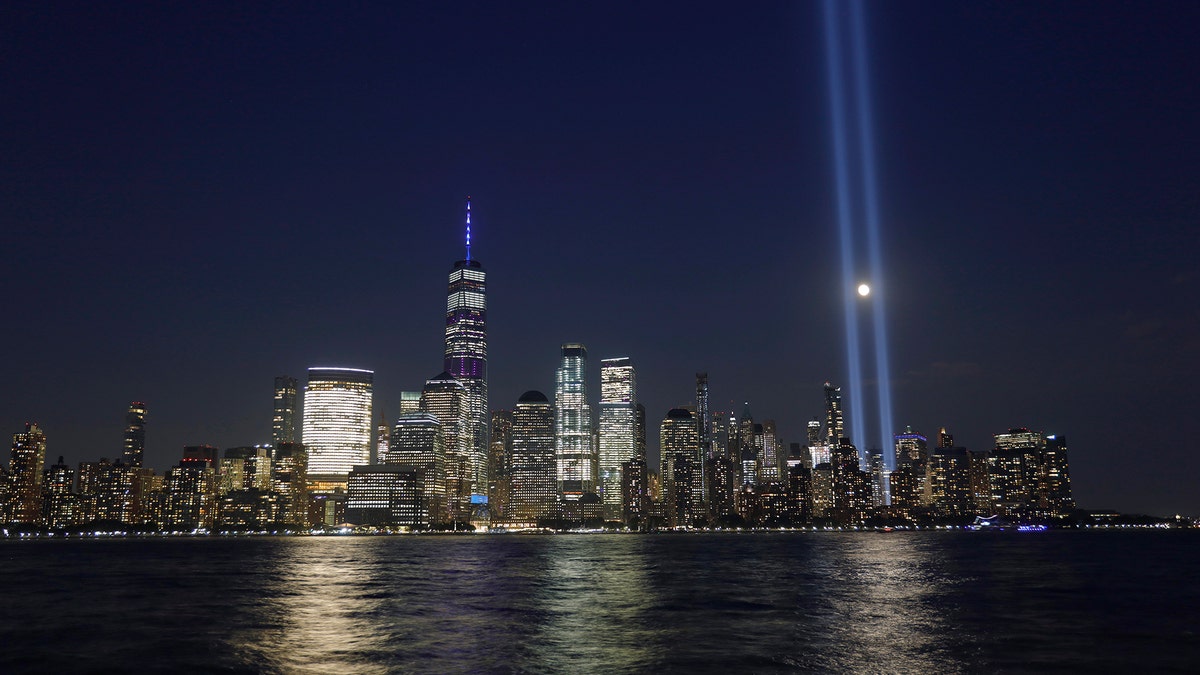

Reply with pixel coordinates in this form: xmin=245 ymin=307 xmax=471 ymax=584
xmin=272 ymin=442 xmax=309 ymax=527
xmin=346 ymin=465 xmax=428 ymax=528
xmin=598 ymin=357 xmax=637 ymax=520
xmin=555 ymin=343 xmax=594 ymax=499
xmin=163 ymin=454 xmax=218 ymax=531
xmin=507 ymin=391 xmax=556 ymax=524
xmin=824 ymin=383 xmax=844 ymax=448
xmin=272 ymin=377 xmax=298 ymax=446
xmin=660 ymin=408 xmax=699 ymax=527
xmin=301 ymin=367 xmax=374 ymax=491
xmin=123 ymin=402 xmax=146 ymax=468
xmin=375 ymin=411 xmax=390 ymax=465
xmin=695 ymin=373 xmax=710 ymax=454
xmin=1040 ymin=435 xmax=1074 ymax=518
xmin=421 ymin=372 xmax=469 ymax=521
xmin=8 ymin=422 xmax=47 ymax=524
xmin=220 ymin=446 xmax=273 ymax=494
xmin=43 ymin=456 xmax=80 ymax=529
xmin=760 ymin=419 xmax=781 ymax=484
xmin=488 ymin=410 xmax=513 ymax=517
xmin=398 ymin=391 xmax=422 ymax=414
xmin=388 ymin=412 xmax=446 ymax=524
xmin=443 ymin=198 xmax=488 ymax=502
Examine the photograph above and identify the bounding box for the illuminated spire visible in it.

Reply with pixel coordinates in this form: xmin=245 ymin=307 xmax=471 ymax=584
xmin=465 ymin=196 xmax=472 ymax=261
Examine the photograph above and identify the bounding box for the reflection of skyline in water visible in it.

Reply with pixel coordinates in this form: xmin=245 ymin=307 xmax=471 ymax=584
xmin=2 ymin=532 xmax=1197 ymax=673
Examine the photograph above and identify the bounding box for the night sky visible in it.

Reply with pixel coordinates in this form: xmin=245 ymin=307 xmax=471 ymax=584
xmin=3 ymin=2 xmax=1197 ymax=516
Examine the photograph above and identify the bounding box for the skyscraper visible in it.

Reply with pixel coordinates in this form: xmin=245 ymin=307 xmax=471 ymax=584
xmin=8 ymin=422 xmax=47 ymax=524
xmin=272 ymin=376 xmax=298 ymax=446
xmin=507 ymin=391 xmax=556 ymax=525
xmin=555 ymin=343 xmax=594 ymax=499
xmin=388 ymin=411 xmax=446 ymax=524
xmin=421 ymin=372 xmax=469 ymax=521
xmin=488 ymin=410 xmax=513 ymax=517
xmin=823 ymin=383 xmax=844 ymax=447
xmin=660 ymin=408 xmax=699 ymax=527
xmin=301 ymin=367 xmax=373 ymax=492
xmin=272 ymin=442 xmax=309 ymax=528
xmin=598 ymin=357 xmax=637 ymax=520
xmin=443 ymin=198 xmax=488 ymax=501
xmin=123 ymin=402 xmax=146 ymax=468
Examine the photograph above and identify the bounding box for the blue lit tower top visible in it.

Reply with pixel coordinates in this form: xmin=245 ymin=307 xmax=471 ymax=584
xmin=444 ymin=198 xmax=488 ymax=501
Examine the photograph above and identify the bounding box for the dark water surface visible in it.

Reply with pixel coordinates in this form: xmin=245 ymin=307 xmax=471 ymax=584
xmin=2 ymin=531 xmax=1198 ymax=673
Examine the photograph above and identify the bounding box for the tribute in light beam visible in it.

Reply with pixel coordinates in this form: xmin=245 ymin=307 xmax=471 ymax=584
xmin=822 ymin=0 xmax=866 ymax=453
xmin=822 ymin=0 xmax=896 ymax=502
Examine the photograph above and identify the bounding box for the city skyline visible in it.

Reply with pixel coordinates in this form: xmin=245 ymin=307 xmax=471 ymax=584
xmin=2 ymin=2 xmax=1197 ymax=517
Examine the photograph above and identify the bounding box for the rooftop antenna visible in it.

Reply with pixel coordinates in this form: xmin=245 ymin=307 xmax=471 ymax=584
xmin=465 ymin=196 xmax=472 ymax=261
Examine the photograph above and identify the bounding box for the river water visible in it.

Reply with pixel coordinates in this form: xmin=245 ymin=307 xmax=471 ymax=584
xmin=2 ymin=531 xmax=1197 ymax=673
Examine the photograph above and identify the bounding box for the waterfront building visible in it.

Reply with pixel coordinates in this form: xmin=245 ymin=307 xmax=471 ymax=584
xmin=346 ymin=465 xmax=428 ymax=527
xmin=443 ymin=200 xmax=489 ymax=503
xmin=7 ymin=422 xmax=46 ymax=524
xmin=488 ymin=410 xmax=513 ymax=519
xmin=507 ymin=391 xmax=556 ymax=525
xmin=706 ymin=455 xmax=737 ymax=524
xmin=811 ymin=463 xmax=835 ymax=518
xmin=271 ymin=442 xmax=309 ymax=527
xmin=220 ymin=446 xmax=273 ymax=494
xmin=928 ymin=446 xmax=973 ymax=517
xmin=895 ymin=427 xmax=930 ymax=506
xmin=123 ymin=402 xmax=147 ymax=468
xmin=272 ymin=376 xmax=298 ymax=446
xmin=42 ymin=455 xmax=80 ymax=529
xmin=660 ymin=408 xmax=699 ymax=527
xmin=302 ymin=367 xmax=373 ymax=492
xmin=421 ymin=372 xmax=469 ymax=521
xmin=598 ymin=357 xmax=637 ymax=520
xmin=787 ymin=463 xmax=813 ymax=524
xmin=555 ymin=344 xmax=594 ymax=499
xmin=163 ymin=456 xmax=218 ymax=531
xmin=216 ymin=489 xmax=281 ymax=530
xmin=830 ymin=437 xmax=872 ymax=524
xmin=388 ymin=412 xmax=446 ymax=524
xmin=989 ymin=428 xmax=1044 ymax=518
xmin=1040 ymin=435 xmax=1074 ymax=518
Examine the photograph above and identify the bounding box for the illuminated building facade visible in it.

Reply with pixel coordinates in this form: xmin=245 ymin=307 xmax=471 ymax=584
xmin=824 ymin=383 xmax=845 ymax=447
xmin=507 ymin=391 xmax=556 ymax=524
xmin=598 ymin=357 xmax=637 ymax=520
xmin=660 ymin=408 xmax=699 ymax=527
xmin=272 ymin=376 xmax=297 ymax=446
xmin=760 ymin=419 xmax=781 ymax=485
xmin=220 ymin=446 xmax=273 ymax=494
xmin=163 ymin=456 xmax=218 ymax=531
xmin=421 ymin=372 xmax=469 ymax=521
xmin=271 ymin=442 xmax=309 ymax=527
xmin=217 ymin=489 xmax=281 ymax=530
xmin=123 ymin=402 xmax=146 ymax=468
xmin=488 ymin=410 xmax=512 ymax=518
xmin=443 ymin=201 xmax=488 ymax=502
xmin=555 ymin=343 xmax=594 ymax=499
xmin=8 ymin=422 xmax=47 ymax=524
xmin=388 ymin=412 xmax=446 ymax=524
xmin=301 ymin=367 xmax=373 ymax=491
xmin=346 ymin=465 xmax=428 ymax=527
xmin=42 ymin=456 xmax=80 ymax=528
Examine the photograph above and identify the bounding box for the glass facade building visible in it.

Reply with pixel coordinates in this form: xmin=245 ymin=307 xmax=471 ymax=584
xmin=444 ymin=250 xmax=488 ymax=502
xmin=598 ymin=357 xmax=636 ymax=520
xmin=555 ymin=343 xmax=594 ymax=499
xmin=301 ymin=367 xmax=373 ymax=490
xmin=507 ymin=391 xmax=556 ymax=524
xmin=272 ymin=376 xmax=297 ymax=446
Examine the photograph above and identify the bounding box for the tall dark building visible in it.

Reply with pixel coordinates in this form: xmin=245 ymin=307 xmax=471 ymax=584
xmin=8 ymin=422 xmax=47 ymax=524
xmin=489 ymin=410 xmax=513 ymax=518
xmin=443 ymin=198 xmax=488 ymax=501
xmin=823 ymin=383 xmax=844 ymax=448
xmin=272 ymin=376 xmax=298 ymax=446
xmin=123 ymin=402 xmax=146 ymax=468
xmin=507 ymin=391 xmax=556 ymax=525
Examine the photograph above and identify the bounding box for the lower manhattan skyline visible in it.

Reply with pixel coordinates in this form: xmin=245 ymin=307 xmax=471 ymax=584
xmin=3 ymin=1 xmax=1198 ymax=520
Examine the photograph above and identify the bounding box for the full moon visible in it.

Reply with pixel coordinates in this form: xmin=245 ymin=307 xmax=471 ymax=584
xmin=857 ymin=283 xmax=871 ymax=297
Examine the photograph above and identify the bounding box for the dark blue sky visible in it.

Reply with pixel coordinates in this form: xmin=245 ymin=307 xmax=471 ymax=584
xmin=2 ymin=1 xmax=1197 ymax=515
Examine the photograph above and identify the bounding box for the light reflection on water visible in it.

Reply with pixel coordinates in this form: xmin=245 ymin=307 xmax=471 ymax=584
xmin=2 ymin=532 xmax=1198 ymax=673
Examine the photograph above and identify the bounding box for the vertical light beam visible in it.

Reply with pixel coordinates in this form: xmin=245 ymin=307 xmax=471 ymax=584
xmin=822 ymin=0 xmax=866 ymax=451
xmin=850 ymin=0 xmax=895 ymax=483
